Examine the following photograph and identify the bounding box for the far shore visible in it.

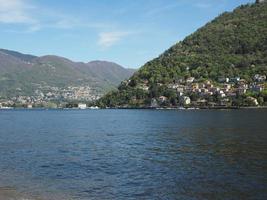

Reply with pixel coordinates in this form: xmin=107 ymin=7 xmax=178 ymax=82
xmin=1 ymin=106 xmax=267 ymax=110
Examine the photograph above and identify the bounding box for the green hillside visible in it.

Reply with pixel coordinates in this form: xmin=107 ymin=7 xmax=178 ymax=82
xmin=98 ymin=1 xmax=267 ymax=108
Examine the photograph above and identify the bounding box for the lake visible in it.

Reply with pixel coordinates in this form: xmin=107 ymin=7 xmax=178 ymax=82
xmin=0 ymin=109 xmax=266 ymax=200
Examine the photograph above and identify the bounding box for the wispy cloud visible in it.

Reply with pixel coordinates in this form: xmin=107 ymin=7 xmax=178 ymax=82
xmin=194 ymin=3 xmax=212 ymax=9
xmin=0 ymin=0 xmax=111 ymax=33
xmin=50 ymin=17 xmax=111 ymax=30
xmin=0 ymin=0 xmax=36 ymax=24
xmin=146 ymin=3 xmax=180 ymax=16
xmin=98 ymin=31 xmax=131 ymax=49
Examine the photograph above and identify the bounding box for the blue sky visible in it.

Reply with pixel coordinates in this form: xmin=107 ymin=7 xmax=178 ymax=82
xmin=0 ymin=0 xmax=254 ymax=68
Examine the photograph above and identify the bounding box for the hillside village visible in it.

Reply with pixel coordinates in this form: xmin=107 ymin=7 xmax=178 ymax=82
xmin=134 ymin=74 xmax=266 ymax=108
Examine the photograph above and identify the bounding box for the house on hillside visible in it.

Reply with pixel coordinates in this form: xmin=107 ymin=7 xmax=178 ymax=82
xmin=176 ymin=85 xmax=185 ymax=93
xmin=251 ymin=84 xmax=264 ymax=92
xmin=218 ymin=90 xmax=226 ymax=98
xmin=218 ymin=77 xmax=229 ymax=83
xmin=78 ymin=103 xmax=87 ymax=109
xmin=181 ymin=96 xmax=191 ymax=106
xmin=254 ymin=74 xmax=266 ymax=82
xmin=256 ymin=0 xmax=265 ymax=4
xmin=246 ymin=97 xmax=259 ymax=106
xmin=177 ymin=92 xmax=184 ymax=97
xmin=159 ymin=96 xmax=167 ymax=103
xmin=238 ymin=87 xmax=247 ymax=95
xmin=230 ymin=77 xmax=240 ymax=83
xmin=138 ymin=84 xmax=149 ymax=91
xmin=197 ymin=99 xmax=208 ymax=106
xmin=186 ymin=77 xmax=195 ymax=83
xmin=150 ymin=98 xmax=158 ymax=108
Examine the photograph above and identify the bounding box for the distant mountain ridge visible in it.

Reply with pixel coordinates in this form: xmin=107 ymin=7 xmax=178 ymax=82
xmin=0 ymin=49 xmax=37 ymax=62
xmin=0 ymin=49 xmax=135 ymax=99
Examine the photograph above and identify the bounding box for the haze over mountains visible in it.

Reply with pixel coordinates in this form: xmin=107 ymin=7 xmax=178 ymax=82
xmin=0 ymin=49 xmax=135 ymax=99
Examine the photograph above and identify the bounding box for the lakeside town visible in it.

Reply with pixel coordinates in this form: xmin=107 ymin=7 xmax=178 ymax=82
xmin=118 ymin=73 xmax=267 ymax=109
xmin=0 ymin=85 xmax=102 ymax=109
xmin=162 ymin=75 xmax=266 ymax=108
xmin=1 ymin=73 xmax=266 ymax=110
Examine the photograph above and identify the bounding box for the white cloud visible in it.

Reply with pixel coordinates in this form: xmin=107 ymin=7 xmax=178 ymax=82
xmin=98 ymin=31 xmax=130 ymax=48
xmin=0 ymin=0 xmax=36 ymax=24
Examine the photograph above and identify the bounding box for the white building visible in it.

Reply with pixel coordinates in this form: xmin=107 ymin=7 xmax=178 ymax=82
xmin=254 ymin=74 xmax=266 ymax=82
xmin=256 ymin=0 xmax=265 ymax=4
xmin=181 ymin=96 xmax=191 ymax=105
xmin=247 ymin=97 xmax=259 ymax=106
xmin=251 ymin=85 xmax=264 ymax=92
xmin=218 ymin=77 xmax=230 ymax=83
xmin=186 ymin=77 xmax=195 ymax=83
xmin=177 ymin=92 xmax=184 ymax=97
xmin=151 ymin=98 xmax=158 ymax=108
xmin=78 ymin=103 xmax=87 ymax=109
xmin=159 ymin=96 xmax=167 ymax=103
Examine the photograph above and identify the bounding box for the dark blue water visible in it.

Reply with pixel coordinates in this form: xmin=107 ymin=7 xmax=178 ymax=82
xmin=0 ymin=109 xmax=266 ymax=200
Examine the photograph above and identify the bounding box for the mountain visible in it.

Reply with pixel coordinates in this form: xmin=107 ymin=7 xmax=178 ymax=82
xmin=0 ymin=49 xmax=135 ymax=100
xmin=97 ymin=1 xmax=267 ymax=108
xmin=80 ymin=60 xmax=135 ymax=86
xmin=0 ymin=50 xmax=34 ymax=73
xmin=0 ymin=49 xmax=37 ymax=62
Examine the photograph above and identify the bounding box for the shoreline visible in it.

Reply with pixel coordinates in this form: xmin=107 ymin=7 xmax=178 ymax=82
xmin=111 ymin=106 xmax=267 ymax=110
xmin=1 ymin=106 xmax=267 ymax=110
xmin=0 ymin=187 xmax=42 ymax=200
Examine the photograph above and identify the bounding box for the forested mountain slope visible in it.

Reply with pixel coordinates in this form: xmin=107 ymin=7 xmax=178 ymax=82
xmin=98 ymin=1 xmax=267 ymax=108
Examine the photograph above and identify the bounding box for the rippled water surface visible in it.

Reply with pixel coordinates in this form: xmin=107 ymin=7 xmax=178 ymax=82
xmin=0 ymin=109 xmax=266 ymax=199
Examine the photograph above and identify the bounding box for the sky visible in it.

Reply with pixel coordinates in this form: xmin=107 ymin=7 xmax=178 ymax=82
xmin=0 ymin=0 xmax=254 ymax=68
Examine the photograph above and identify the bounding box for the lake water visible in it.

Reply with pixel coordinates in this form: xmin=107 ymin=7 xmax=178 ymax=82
xmin=0 ymin=109 xmax=266 ymax=200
